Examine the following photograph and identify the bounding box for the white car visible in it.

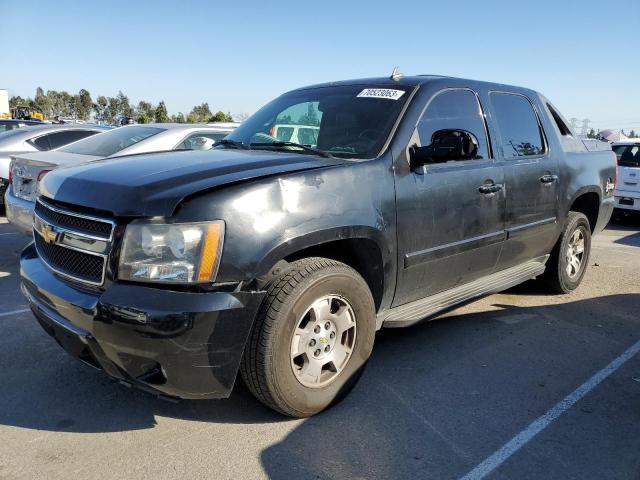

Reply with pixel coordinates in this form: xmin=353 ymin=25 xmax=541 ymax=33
xmin=271 ymin=124 xmax=319 ymax=145
xmin=5 ymin=123 xmax=236 ymax=233
xmin=612 ymin=140 xmax=640 ymax=212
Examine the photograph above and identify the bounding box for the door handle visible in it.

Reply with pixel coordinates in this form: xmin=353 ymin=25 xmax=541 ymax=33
xmin=478 ymin=183 xmax=503 ymax=194
xmin=540 ymin=174 xmax=558 ymax=184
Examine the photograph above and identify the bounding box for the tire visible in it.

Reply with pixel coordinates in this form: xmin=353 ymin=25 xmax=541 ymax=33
xmin=542 ymin=211 xmax=591 ymax=294
xmin=240 ymin=257 xmax=376 ymax=417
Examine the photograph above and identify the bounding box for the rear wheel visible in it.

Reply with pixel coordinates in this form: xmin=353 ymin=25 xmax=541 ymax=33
xmin=542 ymin=211 xmax=591 ymax=293
xmin=240 ymin=257 xmax=376 ymax=417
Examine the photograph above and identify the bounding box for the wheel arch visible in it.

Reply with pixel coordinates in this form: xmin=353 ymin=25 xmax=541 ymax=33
xmin=568 ymin=188 xmax=601 ymax=232
xmin=252 ymin=226 xmax=390 ymax=312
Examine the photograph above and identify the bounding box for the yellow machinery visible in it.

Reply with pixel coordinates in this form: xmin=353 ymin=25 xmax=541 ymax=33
xmin=0 ymin=105 xmax=45 ymax=121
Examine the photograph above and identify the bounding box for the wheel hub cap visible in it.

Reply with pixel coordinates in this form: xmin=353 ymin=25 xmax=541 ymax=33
xmin=290 ymin=295 xmax=357 ymax=388
xmin=566 ymin=229 xmax=585 ymax=279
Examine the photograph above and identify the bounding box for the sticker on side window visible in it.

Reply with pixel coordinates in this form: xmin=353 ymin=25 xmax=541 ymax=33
xmin=357 ymin=88 xmax=406 ymax=100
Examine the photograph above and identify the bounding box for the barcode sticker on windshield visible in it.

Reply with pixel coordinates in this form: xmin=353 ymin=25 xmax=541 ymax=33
xmin=357 ymin=88 xmax=405 ymax=100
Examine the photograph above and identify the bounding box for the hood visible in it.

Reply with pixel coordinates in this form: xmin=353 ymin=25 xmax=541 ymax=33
xmin=40 ymin=149 xmax=348 ymax=217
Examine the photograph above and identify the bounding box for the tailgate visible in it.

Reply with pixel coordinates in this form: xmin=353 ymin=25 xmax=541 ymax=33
xmin=617 ymin=166 xmax=640 ymax=195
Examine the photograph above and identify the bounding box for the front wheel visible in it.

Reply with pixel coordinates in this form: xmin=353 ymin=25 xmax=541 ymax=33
xmin=542 ymin=211 xmax=592 ymax=293
xmin=240 ymin=257 xmax=376 ymax=417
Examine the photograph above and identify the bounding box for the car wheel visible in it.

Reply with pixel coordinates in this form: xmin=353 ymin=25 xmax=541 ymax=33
xmin=542 ymin=211 xmax=591 ymax=294
xmin=240 ymin=257 xmax=376 ymax=417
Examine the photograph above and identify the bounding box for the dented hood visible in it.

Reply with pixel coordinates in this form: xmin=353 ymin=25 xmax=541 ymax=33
xmin=39 ymin=149 xmax=347 ymax=217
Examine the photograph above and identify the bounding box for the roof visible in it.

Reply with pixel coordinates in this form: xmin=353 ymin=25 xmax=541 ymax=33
xmin=290 ymin=75 xmax=540 ymax=96
xmin=0 ymin=123 xmax=108 ymax=140
xmin=117 ymin=123 xmax=236 ymax=131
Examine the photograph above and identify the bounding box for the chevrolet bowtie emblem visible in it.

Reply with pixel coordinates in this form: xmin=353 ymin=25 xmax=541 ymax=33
xmin=42 ymin=224 xmax=59 ymax=244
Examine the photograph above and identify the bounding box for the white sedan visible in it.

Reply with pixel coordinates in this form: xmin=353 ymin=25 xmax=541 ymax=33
xmin=5 ymin=123 xmax=237 ymax=233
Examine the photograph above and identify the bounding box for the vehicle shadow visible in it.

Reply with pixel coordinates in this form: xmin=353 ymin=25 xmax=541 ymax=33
xmin=1 ymin=293 xmax=638 ymax=458
xmin=259 ymin=293 xmax=640 ymax=479
xmin=608 ymin=215 xmax=640 ymax=249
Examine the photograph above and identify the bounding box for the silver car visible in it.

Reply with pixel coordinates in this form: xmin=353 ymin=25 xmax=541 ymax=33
xmin=0 ymin=124 xmax=109 ymax=206
xmin=5 ymin=123 xmax=237 ymax=233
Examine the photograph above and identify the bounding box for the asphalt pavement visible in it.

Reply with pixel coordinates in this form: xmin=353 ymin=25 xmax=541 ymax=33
xmin=0 ymin=211 xmax=638 ymax=480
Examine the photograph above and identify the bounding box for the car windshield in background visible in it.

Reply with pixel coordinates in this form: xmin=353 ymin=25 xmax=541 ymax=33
xmin=60 ymin=126 xmax=165 ymax=157
xmin=223 ymin=84 xmax=412 ymax=158
xmin=613 ymin=144 xmax=640 ymax=167
xmin=0 ymin=124 xmax=21 ymax=133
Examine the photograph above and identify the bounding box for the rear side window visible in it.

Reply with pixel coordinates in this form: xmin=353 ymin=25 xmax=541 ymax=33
xmin=60 ymin=126 xmax=165 ymax=157
xmin=490 ymin=92 xmax=545 ymax=158
xmin=613 ymin=145 xmax=640 ymax=167
xmin=416 ymin=89 xmax=490 ymax=160
xmin=46 ymin=130 xmax=98 ymax=149
xmin=30 ymin=134 xmax=52 ymax=151
xmin=546 ymin=103 xmax=573 ymax=137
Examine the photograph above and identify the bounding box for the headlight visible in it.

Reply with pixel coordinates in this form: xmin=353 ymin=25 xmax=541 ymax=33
xmin=119 ymin=221 xmax=224 ymax=284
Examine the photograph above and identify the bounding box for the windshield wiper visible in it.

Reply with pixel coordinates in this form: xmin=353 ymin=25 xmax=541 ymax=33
xmin=249 ymin=142 xmax=333 ymax=158
xmin=214 ymin=139 xmax=249 ymax=149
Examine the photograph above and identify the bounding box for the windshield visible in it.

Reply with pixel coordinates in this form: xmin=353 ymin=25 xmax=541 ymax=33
xmin=60 ymin=125 xmax=165 ymax=157
xmin=613 ymin=144 xmax=640 ymax=167
xmin=224 ymin=84 xmax=412 ymax=158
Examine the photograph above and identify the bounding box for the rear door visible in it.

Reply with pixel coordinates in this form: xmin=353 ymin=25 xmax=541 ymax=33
xmin=393 ymin=88 xmax=506 ymax=306
xmin=489 ymin=92 xmax=560 ymax=270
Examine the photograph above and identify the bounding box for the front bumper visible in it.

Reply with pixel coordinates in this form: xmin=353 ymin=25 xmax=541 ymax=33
xmin=4 ymin=185 xmax=34 ymax=234
xmin=20 ymin=243 xmax=266 ymax=400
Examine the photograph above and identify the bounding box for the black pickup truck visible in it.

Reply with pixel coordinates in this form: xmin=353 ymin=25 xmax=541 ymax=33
xmin=20 ymin=75 xmax=616 ymax=417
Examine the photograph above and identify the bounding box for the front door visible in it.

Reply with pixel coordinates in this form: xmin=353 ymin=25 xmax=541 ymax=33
xmin=393 ymin=88 xmax=506 ymax=307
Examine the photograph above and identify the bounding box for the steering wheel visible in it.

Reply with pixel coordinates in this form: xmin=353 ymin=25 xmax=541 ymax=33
xmin=358 ymin=129 xmax=383 ymax=141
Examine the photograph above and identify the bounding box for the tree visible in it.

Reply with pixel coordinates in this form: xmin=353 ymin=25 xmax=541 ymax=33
xmin=298 ymin=103 xmax=319 ymax=126
xmin=9 ymin=95 xmax=27 ymax=108
xmin=187 ymin=102 xmax=212 ymax=123
xmin=209 ymin=111 xmax=233 ymax=123
xmin=106 ymin=96 xmax=120 ymax=124
xmin=175 ymin=112 xmax=185 ymax=123
xmin=135 ymin=100 xmax=154 ymax=124
xmin=630 ymin=130 xmax=637 ymax=138
xmin=587 ymin=128 xmax=596 ymax=139
xmin=154 ymin=101 xmax=170 ymax=123
xmin=76 ymin=89 xmax=93 ymax=121
xmin=116 ymin=91 xmax=132 ymax=118
xmin=92 ymin=96 xmax=108 ymax=123
xmin=34 ymin=87 xmax=50 ymax=117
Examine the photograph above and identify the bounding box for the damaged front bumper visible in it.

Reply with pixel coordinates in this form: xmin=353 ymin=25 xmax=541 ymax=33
xmin=20 ymin=243 xmax=266 ymax=400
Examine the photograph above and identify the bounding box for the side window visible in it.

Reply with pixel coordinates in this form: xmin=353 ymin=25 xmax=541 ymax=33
xmin=33 ymin=130 xmax=98 ymax=151
xmin=490 ymin=93 xmax=545 ymax=158
xmin=176 ymin=132 xmax=229 ymax=150
xmin=416 ymin=89 xmax=489 ymax=160
xmin=30 ymin=134 xmax=52 ymax=151
xmin=546 ymin=103 xmax=573 ymax=137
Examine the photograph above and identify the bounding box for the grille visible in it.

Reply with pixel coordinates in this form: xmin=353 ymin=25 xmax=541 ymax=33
xmin=35 ymin=200 xmax=113 ymax=238
xmin=35 ymin=234 xmax=105 ymax=284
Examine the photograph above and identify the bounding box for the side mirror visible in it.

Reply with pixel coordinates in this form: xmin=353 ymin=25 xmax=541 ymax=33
xmin=410 ymin=129 xmax=479 ymax=168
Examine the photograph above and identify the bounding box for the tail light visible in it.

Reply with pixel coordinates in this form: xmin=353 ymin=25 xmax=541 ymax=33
xmin=613 ymin=151 xmax=618 ymax=189
xmin=8 ymin=161 xmax=12 ymax=185
xmin=37 ymin=170 xmax=51 ymax=182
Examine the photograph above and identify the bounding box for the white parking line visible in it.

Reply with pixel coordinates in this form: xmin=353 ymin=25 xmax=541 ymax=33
xmin=459 ymin=339 xmax=640 ymax=480
xmin=0 ymin=308 xmax=30 ymax=318
xmin=0 ymin=232 xmax=19 ymax=236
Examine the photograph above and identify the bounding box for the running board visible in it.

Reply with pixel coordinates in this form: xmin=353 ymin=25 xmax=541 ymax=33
xmin=378 ymin=256 xmax=548 ymax=329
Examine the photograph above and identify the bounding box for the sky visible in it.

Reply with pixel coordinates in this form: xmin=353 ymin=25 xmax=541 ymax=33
xmin=2 ymin=0 xmax=639 ymax=132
